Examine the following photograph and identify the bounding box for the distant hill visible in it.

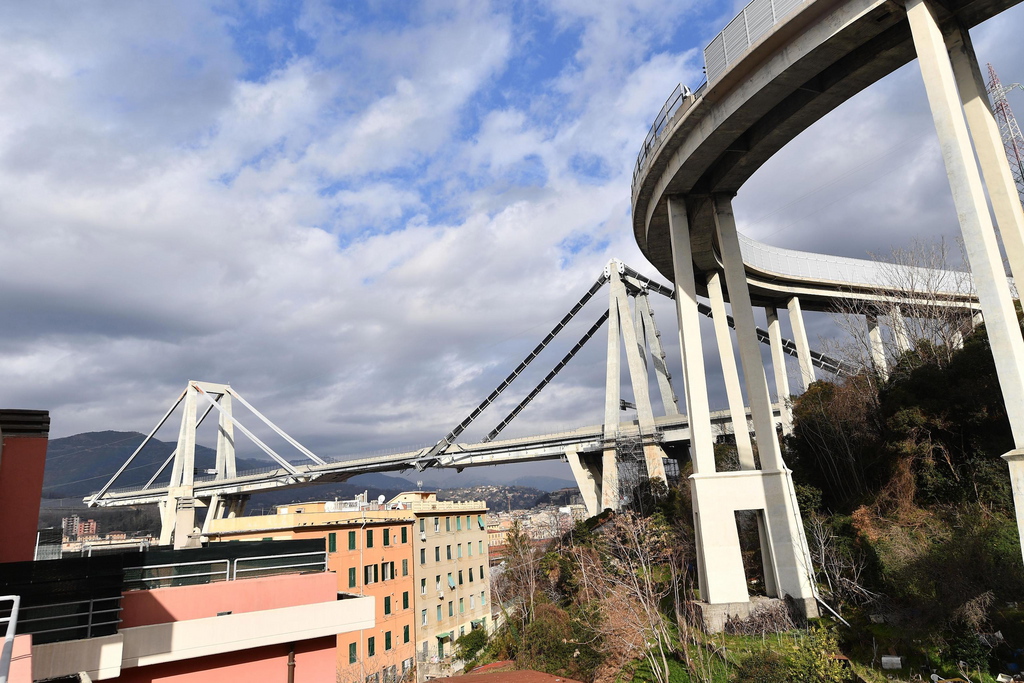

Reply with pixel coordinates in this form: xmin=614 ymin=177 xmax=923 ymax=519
xmin=436 ymin=485 xmax=547 ymax=512
xmin=509 ymin=476 xmax=576 ymax=492
xmin=43 ymin=431 xmax=271 ymax=498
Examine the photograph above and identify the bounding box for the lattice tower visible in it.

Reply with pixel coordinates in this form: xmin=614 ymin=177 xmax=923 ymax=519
xmin=987 ymin=63 xmax=1024 ymax=204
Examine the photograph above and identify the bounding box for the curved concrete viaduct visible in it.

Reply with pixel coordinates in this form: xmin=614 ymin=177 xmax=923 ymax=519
xmin=630 ymin=0 xmax=1024 ymax=629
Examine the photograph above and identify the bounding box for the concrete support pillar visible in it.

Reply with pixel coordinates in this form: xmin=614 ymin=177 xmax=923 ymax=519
xmin=715 ymin=194 xmax=818 ymax=609
xmin=566 ymin=448 xmax=602 ymax=517
xmin=612 ymin=277 xmax=668 ymax=483
xmin=216 ymin=393 xmax=236 ymax=479
xmin=765 ymin=306 xmax=794 ymax=435
xmin=891 ymin=305 xmax=913 ymax=354
xmin=947 ymin=23 xmax=1024 ymax=288
xmin=866 ymin=314 xmax=889 ymax=380
xmin=908 ymin=0 xmax=1024 ymax=562
xmin=714 ymin=195 xmax=785 ymax=472
xmin=786 ymin=297 xmax=816 ymax=391
xmin=667 ymin=197 xmax=716 ymax=476
xmin=637 ymin=293 xmax=680 ymax=415
xmin=707 ymin=271 xmax=756 ymax=469
xmin=602 ymin=264 xmax=623 ymax=510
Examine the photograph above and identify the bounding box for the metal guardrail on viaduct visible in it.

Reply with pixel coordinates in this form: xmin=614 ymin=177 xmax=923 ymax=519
xmin=628 ymin=0 xmax=1024 ymax=629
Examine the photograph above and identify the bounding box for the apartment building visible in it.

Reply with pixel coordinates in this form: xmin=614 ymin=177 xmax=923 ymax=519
xmin=205 ymin=498 xmax=417 ymax=683
xmin=389 ymin=492 xmax=490 ymax=680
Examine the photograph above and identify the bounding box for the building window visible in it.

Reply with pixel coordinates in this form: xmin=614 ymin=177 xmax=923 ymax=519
xmin=446 ymin=545 xmax=452 ymax=560
xmin=456 ymin=516 xmax=462 ymax=531
xmin=469 ymin=568 xmax=474 ymax=582
xmin=404 ymin=625 xmax=410 ymax=643
xmin=435 ymin=546 xmax=440 ymax=562
xmin=366 ymin=674 xmax=379 ymax=683
xmin=434 ymin=517 xmax=439 ymax=532
xmin=458 ymin=570 xmax=463 ymax=585
xmin=366 ymin=529 xmax=374 ymax=548
xmin=384 ymin=596 xmax=391 ymax=615
xmin=420 ymin=548 xmax=426 ymax=564
xmin=420 ymin=518 xmax=425 ymax=533
xmin=477 ymin=514 xmax=484 ymax=528
xmin=421 ymin=578 xmax=426 ymax=594
xmin=368 ymin=636 xmax=375 ymax=657
xmin=445 ymin=517 xmax=451 ymax=532
xmin=349 ymin=567 xmax=357 ymax=588
xmin=403 ymin=591 xmax=409 ymax=609
xmin=364 ymin=564 xmax=379 ymax=584
xmin=478 ymin=540 xmax=483 ymax=554
xmin=457 ymin=544 xmax=462 ymax=558
xmin=468 ymin=542 xmax=472 ymax=557
xmin=467 ymin=515 xmax=472 ymax=529
xmin=480 ymin=564 xmax=484 ymax=579
xmin=349 ymin=530 xmax=356 ymax=550
xmin=328 ymin=532 xmax=337 ymax=552
xmin=459 ymin=597 xmax=464 ymax=614
xmin=436 ymin=575 xmax=441 ymax=591
xmin=349 ymin=641 xmax=357 ymax=663
xmin=481 ymin=591 xmax=486 ymax=605
xmin=448 ymin=601 xmax=453 ymax=617
xmin=421 ymin=609 xmax=427 ymax=625
xmin=470 ymin=594 xmax=475 ymax=609
xmin=401 ymin=527 xmax=408 ymax=543
xmin=384 ymin=528 xmax=390 ymax=546
xmin=447 ymin=572 xmax=454 ymax=589
xmin=436 ymin=605 xmax=442 ymax=621
xmin=385 ymin=631 xmax=392 ymax=651
xmin=402 ymin=559 xmax=408 ymax=576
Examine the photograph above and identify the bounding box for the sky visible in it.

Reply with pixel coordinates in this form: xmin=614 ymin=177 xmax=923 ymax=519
xmin=2 ymin=0 xmax=1023 ymax=489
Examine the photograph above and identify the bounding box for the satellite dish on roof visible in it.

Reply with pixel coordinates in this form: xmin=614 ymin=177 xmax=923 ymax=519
xmin=378 ymin=495 xmax=386 ymax=505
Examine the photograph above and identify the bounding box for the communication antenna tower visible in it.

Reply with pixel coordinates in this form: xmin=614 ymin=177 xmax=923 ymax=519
xmin=987 ymin=63 xmax=1024 ymax=204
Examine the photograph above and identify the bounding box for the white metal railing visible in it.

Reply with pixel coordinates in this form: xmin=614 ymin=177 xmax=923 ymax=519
xmin=703 ymin=0 xmax=806 ymax=84
xmin=0 ymin=595 xmax=19 ymax=683
xmin=13 ymin=597 xmax=122 ymax=643
xmin=124 ymin=551 xmax=327 ymax=591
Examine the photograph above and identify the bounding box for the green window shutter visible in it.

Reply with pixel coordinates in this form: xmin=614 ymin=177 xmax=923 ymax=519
xmin=445 ymin=517 xmax=451 ymax=532
xmin=404 ymin=625 xmax=410 ymax=643
xmin=349 ymin=642 xmax=357 ymax=664
xmin=419 ymin=518 xmax=425 ymax=532
xmin=328 ymin=533 xmax=337 ymax=553
xmin=401 ymin=527 xmax=408 ymax=543
xmin=456 ymin=517 xmax=461 ymax=531
xmin=385 ymin=596 xmax=391 ymax=615
xmin=436 ymin=605 xmax=442 ymax=621
xmin=368 ymin=636 xmax=375 ymax=657
xmin=348 ymin=567 xmax=356 ymax=588
xmin=402 ymin=559 xmax=408 ymax=576
xmin=403 ymin=591 xmax=409 ymax=609
xmin=385 ymin=631 xmax=392 ymax=650
xmin=459 ymin=598 xmax=464 ymax=614
xmin=366 ymin=529 xmax=373 ymax=548
xmin=348 ymin=530 xmax=356 ymax=550
xmin=384 ymin=528 xmax=390 ymax=546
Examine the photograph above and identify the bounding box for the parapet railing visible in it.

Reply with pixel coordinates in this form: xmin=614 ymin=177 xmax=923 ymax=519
xmin=703 ymin=0 xmax=806 ymax=83
xmin=123 ymin=551 xmax=327 ymax=591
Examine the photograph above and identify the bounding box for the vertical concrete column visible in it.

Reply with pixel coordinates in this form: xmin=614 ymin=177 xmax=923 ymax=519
xmin=216 ymin=392 xmax=236 ymax=479
xmin=602 ymin=263 xmax=623 ymax=510
xmin=637 ymin=293 xmax=680 ymax=415
xmin=714 ymin=195 xmax=785 ymax=472
xmin=765 ymin=306 xmax=794 ymax=435
xmin=891 ymin=305 xmax=913 ymax=354
xmin=667 ymin=197 xmax=716 ymax=475
xmin=908 ymin=0 xmax=1024 ymax=562
xmin=866 ymin=314 xmax=889 ymax=380
xmin=786 ymin=297 xmax=816 ymax=391
xmin=947 ymin=23 xmax=1024 ymax=287
xmin=613 ymin=279 xmax=669 ymax=482
xmin=706 ymin=271 xmax=756 ymax=469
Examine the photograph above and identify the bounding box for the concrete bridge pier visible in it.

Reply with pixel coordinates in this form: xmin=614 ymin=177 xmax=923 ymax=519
xmin=907 ymin=0 xmax=1024 ymax=563
xmin=765 ymin=306 xmax=794 ymax=436
xmin=667 ymin=195 xmax=818 ymax=631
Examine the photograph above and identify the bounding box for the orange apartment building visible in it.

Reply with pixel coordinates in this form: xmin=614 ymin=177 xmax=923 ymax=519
xmin=205 ymin=499 xmax=417 ymax=683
